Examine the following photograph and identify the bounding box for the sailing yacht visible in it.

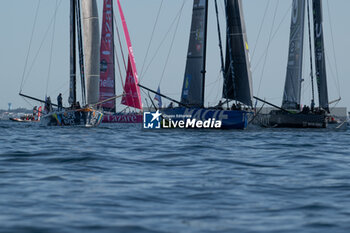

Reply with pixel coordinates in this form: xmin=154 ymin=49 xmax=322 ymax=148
xmin=261 ymin=0 xmax=330 ymax=128
xmin=99 ymin=0 xmax=143 ymax=124
xmin=143 ymin=0 xmax=254 ymax=129
xmin=20 ymin=0 xmax=103 ymax=127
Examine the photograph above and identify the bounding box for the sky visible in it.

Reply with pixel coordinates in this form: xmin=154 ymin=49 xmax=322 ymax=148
xmin=0 ymin=0 xmax=349 ymax=111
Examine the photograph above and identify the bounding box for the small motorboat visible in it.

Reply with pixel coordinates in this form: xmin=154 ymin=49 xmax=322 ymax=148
xmin=9 ymin=114 xmax=39 ymax=122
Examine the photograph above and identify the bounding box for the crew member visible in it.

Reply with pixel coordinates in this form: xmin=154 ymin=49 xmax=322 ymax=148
xmin=45 ymin=97 xmax=52 ymax=113
xmin=57 ymin=93 xmax=63 ymax=111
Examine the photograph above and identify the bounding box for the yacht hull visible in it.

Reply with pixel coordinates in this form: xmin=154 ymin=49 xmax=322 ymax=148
xmin=41 ymin=108 xmax=103 ymax=127
xmin=255 ymin=110 xmax=327 ymax=128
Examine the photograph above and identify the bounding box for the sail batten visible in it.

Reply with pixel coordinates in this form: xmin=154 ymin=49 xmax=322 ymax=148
xmin=312 ymin=0 xmax=329 ymax=111
xmin=223 ymin=0 xmax=253 ymax=107
xmin=282 ymin=0 xmax=306 ymax=110
xmin=81 ymin=0 xmax=100 ymax=105
xmin=180 ymin=0 xmax=208 ymax=108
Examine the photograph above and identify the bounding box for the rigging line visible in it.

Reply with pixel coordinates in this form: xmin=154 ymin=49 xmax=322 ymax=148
xmin=140 ymin=0 xmax=164 ymax=79
xmin=206 ymin=70 xmax=222 ymax=86
xmin=114 ymin=8 xmax=127 ymax=73
xmin=21 ymin=0 xmax=63 ymax=90
xmin=326 ymin=0 xmax=341 ymax=97
xmin=256 ymin=0 xmax=280 ymax=97
xmin=20 ymin=0 xmax=41 ymax=93
xmin=51 ymin=81 xmax=69 ymax=97
xmin=252 ymin=3 xmax=292 ymax=73
xmin=141 ymin=0 xmax=188 ymax=81
xmin=113 ymin=30 xmax=125 ymax=95
xmin=115 ymin=44 xmax=125 ymax=90
xmin=111 ymin=6 xmax=125 ymax=93
xmin=45 ymin=0 xmax=58 ymax=96
xmin=325 ymin=53 xmax=339 ymax=96
xmin=158 ymin=0 xmax=185 ymax=87
xmin=251 ymin=0 xmax=271 ymax=62
xmin=206 ymin=72 xmax=222 ymax=101
xmin=22 ymin=96 xmax=35 ymax=108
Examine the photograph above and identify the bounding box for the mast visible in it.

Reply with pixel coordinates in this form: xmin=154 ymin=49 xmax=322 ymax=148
xmin=282 ymin=0 xmax=306 ymax=110
xmin=306 ymin=0 xmax=316 ymax=109
xmin=312 ymin=0 xmax=329 ymax=112
xmin=100 ymin=0 xmax=116 ymax=112
xmin=180 ymin=0 xmax=209 ymax=108
xmin=214 ymin=0 xmax=225 ymax=83
xmin=69 ymin=0 xmax=77 ymax=106
xmin=76 ymin=0 xmax=86 ymax=106
xmin=81 ymin=0 xmax=100 ymax=105
xmin=201 ymin=0 xmax=209 ymax=108
xmin=223 ymin=0 xmax=253 ymax=107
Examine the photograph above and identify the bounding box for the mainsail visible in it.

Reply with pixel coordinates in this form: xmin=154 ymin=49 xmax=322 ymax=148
xmin=82 ymin=0 xmax=100 ymax=105
xmin=312 ymin=0 xmax=329 ymax=111
xmin=180 ymin=0 xmax=208 ymax=107
xmin=282 ymin=0 xmax=306 ymax=110
xmin=223 ymin=0 xmax=253 ymax=107
xmin=99 ymin=0 xmax=116 ymax=111
xmin=117 ymin=0 xmax=142 ymax=110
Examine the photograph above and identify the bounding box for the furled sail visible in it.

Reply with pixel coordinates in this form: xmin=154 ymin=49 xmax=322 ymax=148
xmin=99 ymin=0 xmax=116 ymax=111
xmin=282 ymin=0 xmax=305 ymax=110
xmin=180 ymin=0 xmax=208 ymax=107
xmin=223 ymin=0 xmax=253 ymax=107
xmin=117 ymin=0 xmax=142 ymax=110
xmin=81 ymin=0 xmax=100 ymax=105
xmin=312 ymin=0 xmax=329 ymax=111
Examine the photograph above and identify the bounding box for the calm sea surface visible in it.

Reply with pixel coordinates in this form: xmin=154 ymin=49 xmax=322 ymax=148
xmin=0 ymin=120 xmax=350 ymax=233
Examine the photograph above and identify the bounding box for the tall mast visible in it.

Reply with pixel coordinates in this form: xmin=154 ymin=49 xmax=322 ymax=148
xmin=201 ymin=0 xmax=209 ymax=108
xmin=76 ymin=0 xmax=86 ymax=106
xmin=312 ymin=0 xmax=329 ymax=112
xmin=306 ymin=0 xmax=315 ymax=108
xmin=69 ymin=0 xmax=77 ymax=106
xmin=214 ymin=0 xmax=225 ymax=84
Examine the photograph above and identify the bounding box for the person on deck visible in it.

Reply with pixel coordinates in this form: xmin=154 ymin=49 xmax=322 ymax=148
xmin=311 ymin=100 xmax=315 ymax=112
xmin=216 ymin=100 xmax=223 ymax=110
xmin=57 ymin=93 xmax=63 ymax=111
xmin=231 ymin=103 xmax=237 ymax=110
xmin=45 ymin=97 xmax=52 ymax=113
xmin=33 ymin=106 xmax=37 ymax=117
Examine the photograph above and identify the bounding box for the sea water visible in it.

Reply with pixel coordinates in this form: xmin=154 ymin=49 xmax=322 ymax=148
xmin=0 ymin=120 xmax=350 ymax=233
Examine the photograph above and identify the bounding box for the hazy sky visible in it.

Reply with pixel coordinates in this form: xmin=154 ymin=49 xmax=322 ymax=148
xmin=1 ymin=0 xmax=349 ymax=111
